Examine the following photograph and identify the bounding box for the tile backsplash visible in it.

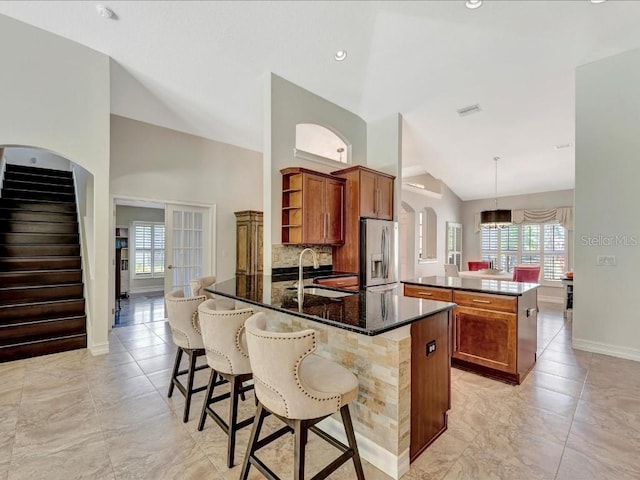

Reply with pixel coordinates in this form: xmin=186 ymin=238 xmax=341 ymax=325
xmin=272 ymin=244 xmax=332 ymax=268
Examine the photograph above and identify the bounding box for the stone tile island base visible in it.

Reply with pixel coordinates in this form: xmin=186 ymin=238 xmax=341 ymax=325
xmin=239 ymin=301 xmax=412 ymax=479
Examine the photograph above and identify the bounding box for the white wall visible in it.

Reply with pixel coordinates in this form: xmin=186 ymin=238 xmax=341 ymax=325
xmin=267 ymin=73 xmax=369 ymax=256
xmin=461 ymin=189 xmax=574 ymax=300
xmin=115 ymin=206 xmax=165 ymax=293
xmin=574 ymin=49 xmax=640 ymax=361
xmin=368 ymin=114 xmax=403 ymax=221
xmin=0 ymin=14 xmax=111 ymax=354
xmin=109 ymin=115 xmax=263 ymax=283
xmin=3 ymin=147 xmax=71 ymax=171
xmin=401 ymin=184 xmax=463 ymax=280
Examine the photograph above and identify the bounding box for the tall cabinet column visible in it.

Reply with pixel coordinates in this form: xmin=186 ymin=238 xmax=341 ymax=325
xmin=234 ymin=210 xmax=263 ymax=300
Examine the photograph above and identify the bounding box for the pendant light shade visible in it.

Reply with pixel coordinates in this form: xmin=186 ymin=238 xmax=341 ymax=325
xmin=480 ymin=209 xmax=512 ymax=227
xmin=480 ymin=157 xmax=511 ymax=229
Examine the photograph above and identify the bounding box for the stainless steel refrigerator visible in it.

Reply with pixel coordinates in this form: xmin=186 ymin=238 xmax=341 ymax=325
xmin=360 ymin=218 xmax=398 ymax=288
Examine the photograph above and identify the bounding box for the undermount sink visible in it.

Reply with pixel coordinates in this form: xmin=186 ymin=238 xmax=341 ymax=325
xmin=287 ymin=286 xmax=354 ymax=299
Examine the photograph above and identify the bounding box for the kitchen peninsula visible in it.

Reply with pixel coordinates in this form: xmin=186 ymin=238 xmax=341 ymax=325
xmin=206 ymin=276 xmax=455 ymax=478
xmin=403 ymin=276 xmax=539 ymax=385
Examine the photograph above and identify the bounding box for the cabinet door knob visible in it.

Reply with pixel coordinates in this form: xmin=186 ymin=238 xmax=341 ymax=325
xmin=167 ymin=265 xmax=173 ymax=270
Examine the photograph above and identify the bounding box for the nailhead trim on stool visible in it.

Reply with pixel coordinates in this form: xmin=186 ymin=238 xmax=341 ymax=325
xmin=240 ymin=312 xmax=365 ymax=480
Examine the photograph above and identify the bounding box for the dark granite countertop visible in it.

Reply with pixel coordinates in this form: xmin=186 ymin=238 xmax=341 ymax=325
xmin=402 ymin=276 xmax=539 ymax=296
xmin=271 ymin=266 xmax=357 ymax=283
xmin=205 ymin=275 xmax=455 ymax=336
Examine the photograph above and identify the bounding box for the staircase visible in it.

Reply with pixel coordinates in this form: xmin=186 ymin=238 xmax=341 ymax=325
xmin=0 ymin=164 xmax=87 ymax=362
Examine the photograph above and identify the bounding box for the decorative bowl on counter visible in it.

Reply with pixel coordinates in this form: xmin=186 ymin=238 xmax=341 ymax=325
xmin=480 ymin=268 xmax=501 ymax=275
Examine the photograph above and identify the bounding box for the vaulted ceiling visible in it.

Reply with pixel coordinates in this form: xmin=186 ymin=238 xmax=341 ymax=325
xmin=2 ymin=1 xmax=640 ymax=200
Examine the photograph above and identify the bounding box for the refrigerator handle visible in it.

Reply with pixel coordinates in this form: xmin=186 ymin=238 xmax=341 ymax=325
xmin=382 ymin=226 xmax=388 ymax=278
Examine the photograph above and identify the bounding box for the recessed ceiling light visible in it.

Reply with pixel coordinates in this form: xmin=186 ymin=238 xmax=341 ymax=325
xmin=590 ymin=0 xmax=607 ymax=3
xmin=465 ymin=0 xmax=483 ymax=9
xmin=334 ymin=50 xmax=347 ymax=62
xmin=554 ymin=143 xmax=573 ymax=150
xmin=96 ymin=4 xmax=115 ymax=19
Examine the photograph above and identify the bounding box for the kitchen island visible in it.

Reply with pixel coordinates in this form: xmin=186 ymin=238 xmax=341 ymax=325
xmin=403 ymin=276 xmax=539 ymax=385
xmin=206 ymin=276 xmax=456 ymax=478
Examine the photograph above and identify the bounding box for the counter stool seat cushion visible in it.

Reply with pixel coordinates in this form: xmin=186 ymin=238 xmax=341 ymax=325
xmin=299 ymin=355 xmax=358 ymax=407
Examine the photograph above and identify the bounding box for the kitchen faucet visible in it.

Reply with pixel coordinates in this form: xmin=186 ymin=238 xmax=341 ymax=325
xmin=297 ymin=247 xmax=319 ymax=303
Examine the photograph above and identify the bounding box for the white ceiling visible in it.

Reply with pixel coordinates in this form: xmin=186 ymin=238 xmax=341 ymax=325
xmin=2 ymin=1 xmax=640 ymax=200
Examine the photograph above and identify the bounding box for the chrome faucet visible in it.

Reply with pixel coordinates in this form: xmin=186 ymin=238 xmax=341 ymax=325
xmin=297 ymin=247 xmax=319 ymax=302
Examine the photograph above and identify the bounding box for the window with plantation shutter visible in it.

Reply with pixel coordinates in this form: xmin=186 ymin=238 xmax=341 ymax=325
xmin=480 ymin=222 xmax=567 ymax=284
xmin=133 ymin=222 xmax=165 ymax=278
xmin=543 ymin=224 xmax=565 ymax=281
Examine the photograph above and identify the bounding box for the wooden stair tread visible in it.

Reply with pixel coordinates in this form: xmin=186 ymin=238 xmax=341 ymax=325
xmin=1 ymin=164 xmax=86 ymax=362
xmin=0 ymin=331 xmax=86 ymax=348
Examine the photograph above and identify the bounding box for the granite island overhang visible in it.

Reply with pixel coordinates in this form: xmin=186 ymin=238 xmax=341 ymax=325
xmin=206 ymin=275 xmax=456 ymax=479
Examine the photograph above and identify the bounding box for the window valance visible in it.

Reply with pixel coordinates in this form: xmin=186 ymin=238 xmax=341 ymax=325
xmin=475 ymin=207 xmax=573 ymax=232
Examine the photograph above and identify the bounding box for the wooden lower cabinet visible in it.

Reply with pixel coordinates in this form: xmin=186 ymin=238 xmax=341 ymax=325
xmin=451 ymin=289 xmax=537 ymax=384
xmin=314 ymin=275 xmax=359 ymax=291
xmin=404 ymin=283 xmax=538 ymax=385
xmin=410 ymin=310 xmax=451 ymax=461
xmin=453 ymin=306 xmax=517 ymax=374
xmin=404 ymin=284 xmax=453 ymax=302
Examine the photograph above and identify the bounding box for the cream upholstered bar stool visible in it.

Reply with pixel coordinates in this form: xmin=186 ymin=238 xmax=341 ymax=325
xmin=197 ymin=299 xmax=256 ymax=468
xmin=241 ymin=312 xmax=365 ymax=480
xmin=165 ymin=289 xmax=210 ymax=423
xmin=190 ymin=276 xmax=216 ymax=298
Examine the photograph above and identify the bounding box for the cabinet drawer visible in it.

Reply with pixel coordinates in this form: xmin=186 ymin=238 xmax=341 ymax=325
xmin=315 ymin=275 xmax=359 ymax=290
xmin=453 ymin=291 xmax=517 ymax=313
xmin=404 ymin=284 xmax=453 ymax=302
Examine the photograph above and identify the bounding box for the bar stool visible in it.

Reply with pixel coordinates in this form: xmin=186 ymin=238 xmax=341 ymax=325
xmin=197 ymin=299 xmax=256 ymax=468
xmin=241 ymin=312 xmax=365 ymax=480
xmin=165 ymin=289 xmax=209 ymax=423
xmin=190 ymin=276 xmax=216 ymax=298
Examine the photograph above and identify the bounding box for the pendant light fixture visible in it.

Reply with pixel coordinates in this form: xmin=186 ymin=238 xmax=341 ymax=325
xmin=480 ymin=157 xmax=511 ymax=228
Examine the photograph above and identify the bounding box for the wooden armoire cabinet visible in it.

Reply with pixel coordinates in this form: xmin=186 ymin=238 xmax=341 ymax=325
xmin=235 ymin=210 xmax=263 ymax=274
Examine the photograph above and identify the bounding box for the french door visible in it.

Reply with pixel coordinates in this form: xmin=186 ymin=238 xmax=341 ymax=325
xmin=164 ymin=204 xmax=213 ymax=295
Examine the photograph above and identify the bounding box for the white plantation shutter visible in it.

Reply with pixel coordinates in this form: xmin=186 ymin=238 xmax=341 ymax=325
xmin=543 ymin=224 xmax=565 ymax=281
xmin=134 ymin=222 xmax=165 ymax=278
xmin=480 ymin=222 xmax=567 ymax=284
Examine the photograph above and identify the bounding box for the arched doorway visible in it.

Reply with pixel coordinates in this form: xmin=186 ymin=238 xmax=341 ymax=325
xmin=1 ymin=146 xmax=93 ymax=361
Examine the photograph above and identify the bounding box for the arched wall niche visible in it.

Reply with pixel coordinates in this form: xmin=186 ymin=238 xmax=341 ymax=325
xmin=294 ymin=123 xmax=350 ymax=164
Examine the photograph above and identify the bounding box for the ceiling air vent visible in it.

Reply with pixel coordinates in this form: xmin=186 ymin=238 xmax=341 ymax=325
xmin=457 ymin=104 xmax=481 ymax=117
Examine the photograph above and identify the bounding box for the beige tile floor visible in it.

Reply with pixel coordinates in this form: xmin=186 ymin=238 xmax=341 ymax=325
xmin=1 ymin=302 xmax=639 ymax=479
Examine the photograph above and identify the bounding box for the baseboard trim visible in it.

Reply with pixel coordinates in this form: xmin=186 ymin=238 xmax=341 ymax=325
xmin=538 ymin=295 xmax=563 ymax=304
xmin=317 ymin=417 xmax=409 ymax=479
xmin=128 ymin=287 xmax=164 ymax=295
xmin=573 ymin=338 xmax=640 ymax=362
xmin=89 ymin=342 xmax=109 ymax=356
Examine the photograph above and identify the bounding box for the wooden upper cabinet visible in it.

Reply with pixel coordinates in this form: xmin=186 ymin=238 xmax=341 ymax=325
xmin=376 ymin=174 xmax=394 ymax=220
xmin=332 ymin=165 xmax=395 ymax=220
xmin=281 ymin=167 xmax=345 ymax=245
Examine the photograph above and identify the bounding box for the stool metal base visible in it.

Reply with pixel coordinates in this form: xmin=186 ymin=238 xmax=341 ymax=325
xmin=240 ymin=402 xmax=365 ymax=480
xmin=167 ymin=347 xmax=209 ymax=422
